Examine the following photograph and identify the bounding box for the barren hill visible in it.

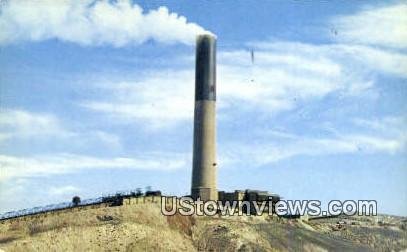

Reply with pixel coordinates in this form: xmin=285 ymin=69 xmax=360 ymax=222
xmin=0 ymin=200 xmax=406 ymax=251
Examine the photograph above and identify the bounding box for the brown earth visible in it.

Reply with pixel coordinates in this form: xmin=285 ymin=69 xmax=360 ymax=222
xmin=0 ymin=202 xmax=406 ymax=251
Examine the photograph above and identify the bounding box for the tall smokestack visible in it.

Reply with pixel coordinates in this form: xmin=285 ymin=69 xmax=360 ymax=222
xmin=191 ymin=34 xmax=217 ymax=201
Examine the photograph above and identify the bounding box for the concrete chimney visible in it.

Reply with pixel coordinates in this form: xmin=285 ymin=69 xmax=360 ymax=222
xmin=191 ymin=34 xmax=217 ymax=201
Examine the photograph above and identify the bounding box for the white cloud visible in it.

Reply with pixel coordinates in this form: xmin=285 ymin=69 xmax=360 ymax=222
xmin=0 ymin=152 xmax=189 ymax=182
xmin=323 ymin=3 xmax=407 ymax=78
xmin=0 ymin=109 xmax=122 ymax=151
xmin=90 ymin=130 xmax=122 ymax=148
xmin=353 ymin=116 xmax=406 ymax=134
xmin=218 ymin=48 xmax=345 ymax=103
xmin=48 ymin=185 xmax=80 ymax=196
xmin=81 ymin=69 xmax=196 ymax=129
xmin=220 ymin=116 xmax=407 ymax=167
xmin=333 ymin=3 xmax=407 ymax=49
xmin=0 ymin=0 xmax=210 ymax=46
xmin=252 ymin=41 xmax=407 ymax=79
xmin=81 ymin=40 xmax=379 ymax=128
xmin=332 ymin=44 xmax=407 ymax=78
xmin=0 ymin=178 xmax=29 ymax=212
xmin=0 ymin=109 xmax=73 ymax=140
xmin=80 ymin=49 xmax=339 ymax=125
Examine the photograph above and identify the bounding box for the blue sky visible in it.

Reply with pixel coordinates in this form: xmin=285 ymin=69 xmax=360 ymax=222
xmin=0 ymin=0 xmax=406 ymax=216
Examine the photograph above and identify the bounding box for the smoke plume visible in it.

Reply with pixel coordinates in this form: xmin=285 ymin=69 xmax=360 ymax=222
xmin=0 ymin=0 xmax=210 ymax=46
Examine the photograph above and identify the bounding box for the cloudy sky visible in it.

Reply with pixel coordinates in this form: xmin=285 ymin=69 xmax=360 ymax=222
xmin=0 ymin=0 xmax=406 ymax=215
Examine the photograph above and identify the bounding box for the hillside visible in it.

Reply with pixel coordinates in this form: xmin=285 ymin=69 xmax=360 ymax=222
xmin=0 ymin=200 xmax=406 ymax=251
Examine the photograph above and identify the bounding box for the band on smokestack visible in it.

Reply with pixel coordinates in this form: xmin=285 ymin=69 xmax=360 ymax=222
xmin=191 ymin=34 xmax=217 ymax=201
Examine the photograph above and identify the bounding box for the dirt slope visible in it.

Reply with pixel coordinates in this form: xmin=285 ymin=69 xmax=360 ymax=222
xmin=0 ymin=202 xmax=406 ymax=251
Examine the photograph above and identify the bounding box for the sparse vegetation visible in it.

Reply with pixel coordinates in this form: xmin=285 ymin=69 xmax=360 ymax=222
xmin=0 ymin=234 xmax=18 ymax=244
xmin=72 ymin=196 xmax=81 ymax=206
xmin=166 ymin=213 xmax=196 ymax=236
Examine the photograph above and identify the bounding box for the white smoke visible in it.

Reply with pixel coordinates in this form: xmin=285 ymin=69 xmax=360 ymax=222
xmin=0 ymin=0 xmax=210 ymax=46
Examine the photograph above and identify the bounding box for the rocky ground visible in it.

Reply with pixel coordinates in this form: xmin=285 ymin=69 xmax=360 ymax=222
xmin=0 ymin=202 xmax=406 ymax=251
